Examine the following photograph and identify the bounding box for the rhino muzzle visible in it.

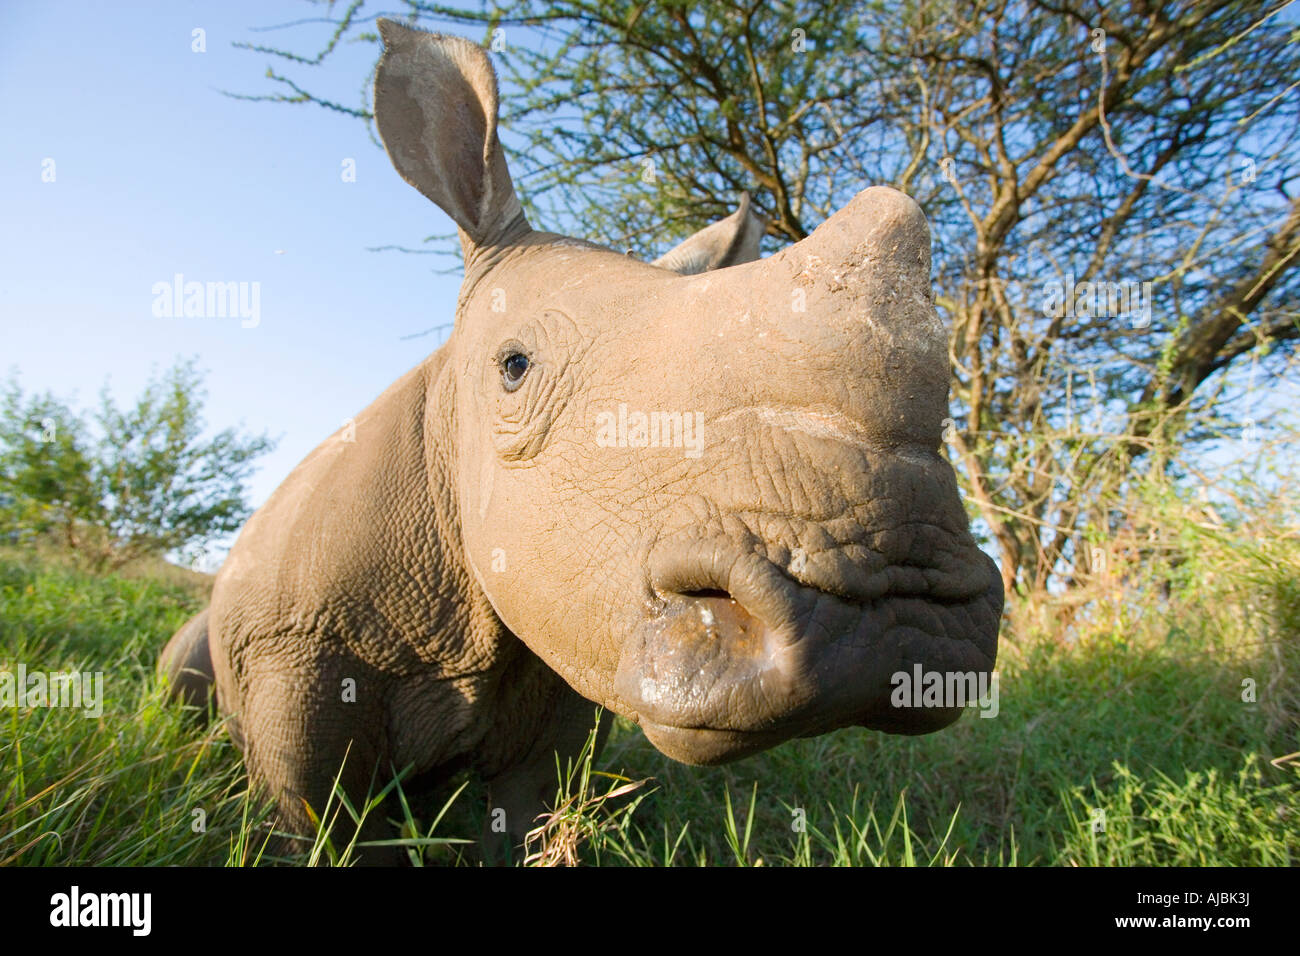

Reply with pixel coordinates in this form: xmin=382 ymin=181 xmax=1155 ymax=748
xmin=613 ymin=513 xmax=1002 ymax=766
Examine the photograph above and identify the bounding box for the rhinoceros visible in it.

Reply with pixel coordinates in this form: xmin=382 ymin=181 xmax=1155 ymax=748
xmin=159 ymin=18 xmax=1002 ymax=862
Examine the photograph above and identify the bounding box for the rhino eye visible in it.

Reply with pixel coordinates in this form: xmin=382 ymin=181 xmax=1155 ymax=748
xmin=501 ymin=352 xmax=530 ymax=391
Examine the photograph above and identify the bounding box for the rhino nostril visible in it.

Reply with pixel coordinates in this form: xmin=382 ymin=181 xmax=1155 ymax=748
xmin=681 ymin=588 xmax=731 ymax=600
xmin=663 ymin=590 xmax=764 ymax=641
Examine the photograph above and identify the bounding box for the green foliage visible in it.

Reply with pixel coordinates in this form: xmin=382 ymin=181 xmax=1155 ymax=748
xmin=0 ymin=387 xmax=97 ymax=551
xmin=1 ymin=456 xmax=1294 ymax=865
xmin=0 ymin=360 xmax=273 ymax=569
xmin=1059 ymin=758 xmax=1297 ymax=867
xmin=0 ymin=550 xmax=249 ymax=866
xmin=521 ymin=718 xmax=652 ymax=866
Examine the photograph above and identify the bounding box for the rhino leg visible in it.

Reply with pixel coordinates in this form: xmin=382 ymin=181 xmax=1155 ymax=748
xmin=482 ymin=694 xmax=612 ymax=864
xmin=238 ymin=656 xmax=406 ymax=866
xmin=158 ymin=608 xmax=216 ymax=714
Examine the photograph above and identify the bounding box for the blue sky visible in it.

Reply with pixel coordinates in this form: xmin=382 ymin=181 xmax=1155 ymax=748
xmin=1 ymin=2 xmax=483 ymax=565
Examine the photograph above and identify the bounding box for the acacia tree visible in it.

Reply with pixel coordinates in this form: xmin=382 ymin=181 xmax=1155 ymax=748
xmin=238 ymin=0 xmax=1300 ymax=594
xmin=0 ymin=388 xmax=98 ymax=553
xmin=0 ymin=362 xmax=274 ymax=569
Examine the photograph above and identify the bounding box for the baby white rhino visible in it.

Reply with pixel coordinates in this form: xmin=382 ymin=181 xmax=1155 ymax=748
xmin=160 ymin=19 xmax=1003 ymax=862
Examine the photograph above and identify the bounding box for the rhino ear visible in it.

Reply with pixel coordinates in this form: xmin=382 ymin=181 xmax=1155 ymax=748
xmin=651 ymin=193 xmax=767 ymax=275
xmin=374 ymin=19 xmax=525 ymax=246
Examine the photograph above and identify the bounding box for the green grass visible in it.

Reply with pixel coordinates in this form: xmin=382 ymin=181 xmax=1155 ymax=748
xmin=1 ymin=510 xmax=1296 ymax=865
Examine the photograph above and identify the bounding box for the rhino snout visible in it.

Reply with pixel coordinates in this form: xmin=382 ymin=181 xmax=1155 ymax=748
xmin=613 ymin=533 xmax=1001 ymax=765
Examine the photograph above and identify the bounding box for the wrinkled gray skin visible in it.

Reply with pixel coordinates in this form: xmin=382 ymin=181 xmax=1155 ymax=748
xmin=159 ymin=19 xmax=1002 ymax=863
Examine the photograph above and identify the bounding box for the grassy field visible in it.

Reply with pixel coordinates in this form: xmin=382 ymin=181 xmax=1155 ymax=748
xmin=1 ymin=495 xmax=1296 ymax=865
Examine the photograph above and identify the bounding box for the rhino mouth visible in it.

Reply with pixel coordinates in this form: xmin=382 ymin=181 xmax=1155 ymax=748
xmin=613 ymin=537 xmax=1002 ymax=765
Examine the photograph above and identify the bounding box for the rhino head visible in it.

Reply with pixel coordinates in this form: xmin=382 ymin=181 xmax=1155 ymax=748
xmin=374 ymin=21 xmax=1002 ymax=766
